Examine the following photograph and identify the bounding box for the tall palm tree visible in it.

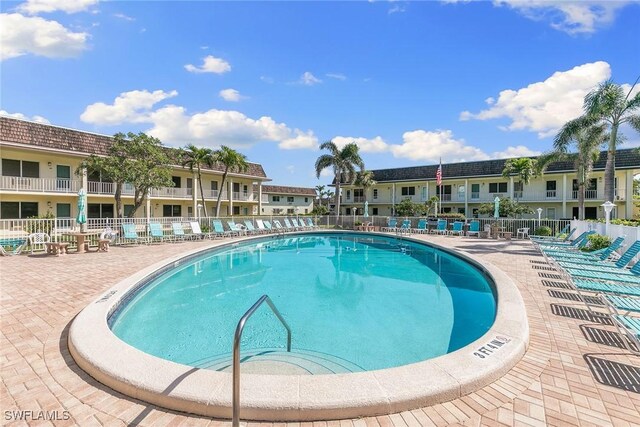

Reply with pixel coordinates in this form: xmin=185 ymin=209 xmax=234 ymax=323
xmin=501 ymin=157 xmax=538 ymax=202
xmin=315 ymin=184 xmax=326 ymax=207
xmin=354 ymin=170 xmax=377 ymax=209
xmin=212 ymin=146 xmax=249 ymax=217
xmin=181 ymin=144 xmax=214 ymax=217
xmin=314 ymin=141 xmax=364 ymax=217
xmin=568 ymin=79 xmax=640 ymax=202
xmin=554 ymin=124 xmax=608 ymax=220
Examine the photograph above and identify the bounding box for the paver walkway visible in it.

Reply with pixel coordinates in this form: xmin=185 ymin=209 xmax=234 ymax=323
xmin=1 ymin=234 xmax=639 ymax=426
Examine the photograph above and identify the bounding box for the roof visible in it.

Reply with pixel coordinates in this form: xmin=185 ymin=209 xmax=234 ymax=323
xmin=338 ymin=148 xmax=640 ymax=184
xmin=0 ymin=116 xmax=268 ymax=179
xmin=257 ymin=184 xmax=316 ymax=196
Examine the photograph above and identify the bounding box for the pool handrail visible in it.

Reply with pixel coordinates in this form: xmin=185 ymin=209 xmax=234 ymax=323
xmin=232 ymin=294 xmax=291 ymax=427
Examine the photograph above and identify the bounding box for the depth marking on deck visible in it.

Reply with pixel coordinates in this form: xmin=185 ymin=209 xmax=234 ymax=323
xmin=472 ymin=335 xmax=512 ymax=359
xmin=96 ymin=290 xmax=117 ymax=303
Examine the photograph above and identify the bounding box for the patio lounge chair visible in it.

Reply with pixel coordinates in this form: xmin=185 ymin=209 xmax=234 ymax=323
xmin=149 ymin=223 xmax=169 ymax=243
xmin=381 ymin=218 xmax=397 ymax=232
xmin=449 ymin=221 xmax=464 ymax=236
xmin=467 ymin=221 xmax=480 ymax=237
xmin=530 ymin=224 xmax=572 ymax=242
xmin=434 ymin=219 xmax=448 ymax=235
xmin=227 ymin=221 xmax=246 ymax=236
xmin=121 ymin=223 xmax=150 ymax=245
xmin=272 ymin=220 xmax=286 ymax=233
xmin=545 ymin=237 xmax=628 ymax=263
xmin=290 ymin=218 xmax=305 ymax=230
xmin=244 ymin=220 xmax=258 ymax=235
xmin=0 ymin=237 xmax=27 ymax=256
xmin=538 ymin=231 xmax=596 ymax=252
xmin=412 ymin=219 xmax=427 ymax=234
xmin=561 ymin=263 xmax=640 ymax=284
xmin=552 ymin=239 xmax=635 ymax=271
xmin=396 ymin=219 xmax=412 ymax=235
xmin=190 ymin=221 xmax=214 ymax=239
xmin=283 ymin=218 xmax=298 ymax=231
xmin=603 ymin=299 xmax=640 ymax=354
xmin=171 ymin=222 xmax=187 ymax=242
xmin=263 ymin=220 xmax=275 ymax=233
xmin=211 ymin=219 xmax=232 ymax=238
xmin=305 ymin=218 xmax=317 ymax=229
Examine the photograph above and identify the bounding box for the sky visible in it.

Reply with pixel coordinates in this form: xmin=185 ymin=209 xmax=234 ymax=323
xmin=1 ymin=0 xmax=639 ymax=188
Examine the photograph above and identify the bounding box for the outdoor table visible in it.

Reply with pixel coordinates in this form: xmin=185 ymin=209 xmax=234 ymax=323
xmin=62 ymin=230 xmax=102 ymax=253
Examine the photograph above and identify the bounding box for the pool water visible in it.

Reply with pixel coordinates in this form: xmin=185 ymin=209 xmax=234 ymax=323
xmin=110 ymin=233 xmax=496 ymax=372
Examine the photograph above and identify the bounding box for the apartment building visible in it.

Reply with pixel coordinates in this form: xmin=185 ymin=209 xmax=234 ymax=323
xmin=259 ymin=185 xmax=315 ymax=215
xmin=0 ymin=117 xmax=270 ymax=220
xmin=339 ymin=150 xmax=640 ymax=220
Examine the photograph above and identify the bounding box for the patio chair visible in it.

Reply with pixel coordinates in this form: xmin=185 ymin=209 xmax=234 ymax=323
xmin=27 ymin=232 xmax=51 ymax=254
xmin=603 ymin=298 xmax=640 ymax=354
xmin=516 ymin=227 xmax=530 ymax=239
xmin=434 ymin=219 xmax=448 ymax=235
xmin=381 ymin=218 xmax=397 ymax=232
xmin=0 ymin=237 xmax=27 ymax=256
xmin=121 ymin=223 xmax=150 ymax=245
xmin=272 ymin=220 xmax=286 ymax=233
xmin=449 ymin=221 xmax=464 ymax=236
xmin=263 ymin=220 xmax=275 ymax=233
xmin=538 ymin=231 xmax=596 ymax=252
xmin=551 ymin=238 xmax=634 ymax=271
xmin=545 ymin=237 xmax=628 ymax=263
xmin=305 ymin=218 xmax=317 ymax=229
xmin=464 ymin=221 xmax=479 ymax=237
xmin=531 ymin=224 xmax=573 ymax=242
xmin=211 ymin=219 xmax=232 ymax=238
xmin=149 ymin=223 xmax=170 ymax=243
xmin=255 ymin=219 xmax=269 ymax=234
xmin=189 ymin=221 xmax=214 ymax=240
xmin=396 ymin=219 xmax=412 ymax=235
xmin=228 ymin=220 xmax=247 ymax=236
xmin=171 ymin=222 xmax=187 ymax=242
xmin=412 ymin=219 xmax=427 ymax=234
xmin=290 ymin=218 xmax=304 ymax=230
xmin=283 ymin=218 xmax=298 ymax=231
xmin=561 ymin=262 xmax=640 ymax=284
xmin=243 ymin=220 xmax=258 ymax=235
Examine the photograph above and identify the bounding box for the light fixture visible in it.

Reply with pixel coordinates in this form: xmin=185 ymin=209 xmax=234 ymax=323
xmin=47 ymin=162 xmax=52 ymax=169
xmin=47 ymin=201 xmax=52 ymax=208
xmin=601 ymin=201 xmax=615 ymax=235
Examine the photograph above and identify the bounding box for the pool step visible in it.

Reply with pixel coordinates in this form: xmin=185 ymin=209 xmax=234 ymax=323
xmin=195 ymin=348 xmax=364 ymax=375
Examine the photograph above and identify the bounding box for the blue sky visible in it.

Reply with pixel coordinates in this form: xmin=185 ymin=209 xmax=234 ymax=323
xmin=1 ymin=0 xmax=639 ymax=187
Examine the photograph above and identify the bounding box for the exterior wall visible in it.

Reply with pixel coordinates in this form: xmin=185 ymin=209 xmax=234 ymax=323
xmin=1 ymin=145 xmax=263 ymax=219
xmin=339 ymin=169 xmax=637 ymax=219
xmin=261 ymin=193 xmax=314 ymax=215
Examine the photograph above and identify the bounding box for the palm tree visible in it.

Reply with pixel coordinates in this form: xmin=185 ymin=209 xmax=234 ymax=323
xmin=568 ymin=79 xmax=640 ymax=202
xmin=314 ymin=141 xmax=364 ymax=217
xmin=501 ymin=157 xmax=538 ymax=202
xmin=553 ymin=124 xmax=608 ymax=219
xmin=181 ymin=144 xmax=214 ymax=217
xmin=315 ymin=184 xmax=326 ymax=208
xmin=212 ymin=146 xmax=249 ymax=217
xmin=354 ymin=170 xmax=377 ymax=209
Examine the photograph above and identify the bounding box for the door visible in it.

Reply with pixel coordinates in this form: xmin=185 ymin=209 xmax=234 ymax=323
xmin=56 ymin=203 xmax=71 ymax=218
xmin=585 ymin=207 xmax=597 ymax=219
xmin=56 ymin=165 xmax=71 ymax=191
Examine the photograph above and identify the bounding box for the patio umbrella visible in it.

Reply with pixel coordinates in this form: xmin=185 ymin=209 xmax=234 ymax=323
xmin=493 ymin=196 xmax=500 ymax=219
xmin=363 ymin=201 xmax=369 ymax=217
xmin=77 ymin=188 xmax=87 ymax=227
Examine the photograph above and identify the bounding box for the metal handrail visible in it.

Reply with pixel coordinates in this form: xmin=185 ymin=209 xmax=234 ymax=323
xmin=232 ymin=295 xmax=291 ymax=427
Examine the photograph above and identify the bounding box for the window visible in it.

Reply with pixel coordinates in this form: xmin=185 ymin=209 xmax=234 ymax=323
xmin=373 ymin=189 xmax=378 ymax=199
xmin=345 ymin=207 xmax=351 ymax=215
xmin=305 ymin=197 xmax=309 ymax=203
xmin=472 ymin=208 xmax=479 ymax=218
xmin=304 ymin=209 xmax=308 ymax=214
xmin=287 ymin=208 xmax=294 ymax=214
xmin=162 ymin=205 xmax=182 ymax=217
xmin=272 ymin=195 xmax=280 ymax=202
xmin=372 ymin=207 xmax=379 ymax=215
xmin=457 ymin=185 xmax=465 ymax=200
xmin=1 ymin=159 xmax=39 ymax=178
xmin=211 ymin=181 xmax=218 ymax=191
xmin=287 ymin=196 xmax=294 ymax=203
xmin=88 ymin=203 xmax=114 ymax=218
xmin=0 ymin=201 xmax=38 ymax=219
xmin=56 ymin=165 xmax=71 ymax=190
xmin=547 ymin=207 xmax=556 ymax=219
xmin=186 ymin=178 xmax=193 ymax=189
xmin=124 ymin=205 xmax=135 ymax=217
xmin=233 ymin=182 xmax=240 ymax=193
xmin=273 ymin=208 xmax=283 ymax=214
xmin=354 ymin=189 xmax=364 ymax=198
xmin=489 ymin=182 xmax=507 ymax=193
xmin=458 ymin=208 xmax=465 ymax=216
xmin=443 ymin=207 xmax=452 ymax=213
xmin=546 ymin=180 xmax=557 ymax=198
xmin=233 ymin=206 xmax=240 ymax=215
xmin=56 ymin=204 xmax=71 ymax=218
xmin=346 ymin=190 xmax=351 ymax=199
xmin=401 ymin=186 xmax=415 ymax=196
xmin=171 ymin=176 xmax=181 ymax=188
xmin=471 ymin=184 xmax=480 ymax=199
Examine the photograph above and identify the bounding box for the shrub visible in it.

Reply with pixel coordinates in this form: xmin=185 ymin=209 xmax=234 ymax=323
xmin=583 ymin=234 xmax=611 ymax=252
xmin=24 ymin=212 xmax=56 ymax=235
xmin=534 ymin=226 xmax=552 ymax=236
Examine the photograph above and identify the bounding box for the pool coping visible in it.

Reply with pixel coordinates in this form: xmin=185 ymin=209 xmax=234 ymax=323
xmin=68 ymin=231 xmax=529 ymax=421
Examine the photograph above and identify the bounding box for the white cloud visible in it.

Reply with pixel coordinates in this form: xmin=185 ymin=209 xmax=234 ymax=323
xmin=80 ymin=89 xmax=318 ymax=150
xmin=390 ymin=130 xmax=490 ymax=163
xmin=80 ymin=89 xmax=178 ymax=125
xmin=319 ymin=168 xmax=333 ymax=178
xmin=299 ymin=72 xmax=322 ymax=86
xmin=0 ymin=110 xmax=50 ymax=124
xmin=0 ymin=13 xmax=89 ymax=60
xmin=332 ymin=136 xmax=389 ymax=153
xmin=492 ymin=145 xmax=542 ymax=159
xmin=286 ymin=165 xmax=295 ymax=174
xmin=493 ymin=1 xmax=631 ymax=35
xmin=219 ymin=88 xmax=244 ymax=102
xmin=326 ymin=73 xmax=347 ymax=81
xmin=460 ymin=61 xmax=613 ymax=138
xmin=17 ymin=0 xmax=99 ymax=14
xmin=260 ymin=76 xmax=274 ymax=84
xmin=113 ymin=13 xmax=135 ymax=21
xmin=184 ymin=55 xmax=231 ymax=74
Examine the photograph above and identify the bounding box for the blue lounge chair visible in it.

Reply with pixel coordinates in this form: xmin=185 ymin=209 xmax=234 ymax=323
xmin=211 ymin=219 xmax=231 ymax=238
xmin=381 ymin=218 xmax=397 ymax=232
xmin=227 ymin=221 xmax=246 ymax=236
xmin=121 ymin=223 xmax=149 ymax=245
xmin=554 ymin=240 xmax=639 ymax=272
xmin=283 ymin=218 xmax=298 ymax=231
xmin=449 ymin=221 xmax=464 ymax=236
xmin=434 ymin=219 xmax=448 ymax=235
xmin=171 ymin=222 xmax=187 ymax=242
xmin=0 ymin=237 xmax=27 ymax=256
xmin=467 ymin=221 xmax=480 ymax=237
xmin=149 ymin=223 xmax=169 ymax=243
xmin=539 ymin=231 xmax=596 ymax=252
xmin=603 ymin=299 xmax=640 ymax=354
xmin=397 ymin=219 xmax=411 ymax=235
xmin=547 ymin=236 xmax=626 ymax=262
xmin=272 ymin=220 xmax=286 ymax=232
xmin=305 ymin=218 xmax=317 ymax=229
xmin=412 ymin=219 xmax=427 ymax=234
xmin=562 ymin=264 xmax=640 ymax=284
xmin=263 ymin=220 xmax=274 ymax=233
xmin=244 ymin=220 xmax=258 ymax=235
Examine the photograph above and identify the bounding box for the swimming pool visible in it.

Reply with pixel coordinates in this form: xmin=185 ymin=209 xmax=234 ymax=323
xmin=110 ymin=233 xmax=496 ymax=373
xmin=69 ymin=231 xmax=528 ymax=420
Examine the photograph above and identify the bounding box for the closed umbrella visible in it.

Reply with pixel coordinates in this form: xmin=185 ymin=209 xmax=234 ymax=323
xmin=77 ymin=188 xmax=87 ymax=230
xmin=364 ymin=201 xmax=369 ymax=218
xmin=493 ymin=196 xmax=500 ymax=219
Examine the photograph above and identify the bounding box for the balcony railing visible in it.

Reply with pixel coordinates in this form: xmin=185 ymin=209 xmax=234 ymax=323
xmin=571 ymin=190 xmax=598 ymax=200
xmin=353 ymin=196 xmax=365 ymax=203
xmin=546 ymin=190 xmax=558 ymax=199
xmin=0 ymin=176 xmax=82 ymax=193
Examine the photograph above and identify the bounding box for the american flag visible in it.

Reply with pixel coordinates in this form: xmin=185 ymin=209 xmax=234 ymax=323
xmin=436 ymin=159 xmax=442 ymax=186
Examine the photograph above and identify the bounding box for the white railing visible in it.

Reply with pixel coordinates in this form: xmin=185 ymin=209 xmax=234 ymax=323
xmin=87 ymin=181 xmax=136 ymax=195
xmin=233 ymin=192 xmax=254 ymax=202
xmin=0 ymin=176 xmax=82 ymax=193
xmin=151 ymin=187 xmax=192 ymax=198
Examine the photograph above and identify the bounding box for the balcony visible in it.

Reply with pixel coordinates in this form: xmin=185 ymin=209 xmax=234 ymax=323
xmin=570 ymin=190 xmax=598 ymax=200
xmin=0 ymin=176 xmax=82 ymax=193
xmin=353 ymin=196 xmax=365 ymax=203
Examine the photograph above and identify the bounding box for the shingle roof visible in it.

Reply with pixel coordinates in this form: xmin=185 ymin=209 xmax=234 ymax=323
xmin=0 ymin=116 xmax=268 ymax=179
xmin=256 ymin=184 xmax=316 ymax=196
xmin=339 ymin=149 xmax=640 ymax=183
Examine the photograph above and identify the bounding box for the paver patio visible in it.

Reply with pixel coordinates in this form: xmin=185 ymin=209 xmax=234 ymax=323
xmin=1 ymin=234 xmax=639 ymax=426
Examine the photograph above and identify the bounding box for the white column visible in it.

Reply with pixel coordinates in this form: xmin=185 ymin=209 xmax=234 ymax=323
xmin=464 ymin=178 xmax=469 ymax=216
xmin=228 ymin=179 xmax=233 ymax=217
xmin=625 ymin=170 xmax=634 ymax=219
xmin=192 ymin=173 xmax=199 ymax=219
xmin=146 ymin=198 xmax=151 ymax=223
xmin=258 ymin=182 xmax=263 ymax=215
xmin=562 ymin=174 xmax=567 ymax=218
xmin=391 ymin=183 xmax=396 ymax=215
xmin=509 ymin=176 xmax=514 ymax=199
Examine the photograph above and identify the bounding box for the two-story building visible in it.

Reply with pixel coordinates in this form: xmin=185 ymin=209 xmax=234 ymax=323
xmin=0 ymin=117 xmax=270 ymax=220
xmin=259 ymin=185 xmax=315 ymax=215
xmin=338 ymin=150 xmax=640 ymax=219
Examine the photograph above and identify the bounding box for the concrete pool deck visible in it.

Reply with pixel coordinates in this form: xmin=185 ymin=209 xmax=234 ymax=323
xmin=2 ymin=234 xmax=639 ymax=425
